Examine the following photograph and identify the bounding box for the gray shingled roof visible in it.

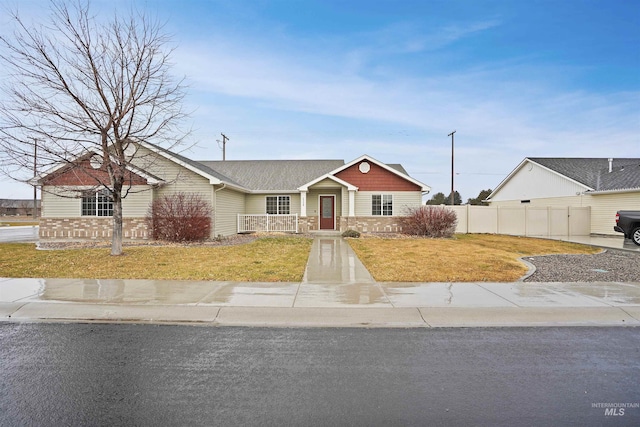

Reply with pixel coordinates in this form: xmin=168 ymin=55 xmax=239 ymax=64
xmin=143 ymin=142 xmax=417 ymax=192
xmin=198 ymin=160 xmax=345 ymax=191
xmin=530 ymin=158 xmax=640 ymax=191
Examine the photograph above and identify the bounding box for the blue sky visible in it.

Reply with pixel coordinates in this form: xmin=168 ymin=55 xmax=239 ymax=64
xmin=1 ymin=0 xmax=638 ymax=201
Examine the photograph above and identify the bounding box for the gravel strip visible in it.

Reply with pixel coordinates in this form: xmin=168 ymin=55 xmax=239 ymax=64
xmin=523 ymin=249 xmax=640 ymax=282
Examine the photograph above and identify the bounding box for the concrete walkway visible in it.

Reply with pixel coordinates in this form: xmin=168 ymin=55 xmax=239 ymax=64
xmin=1 ymin=236 xmax=639 ymax=327
xmin=548 ymin=234 xmax=640 ymax=252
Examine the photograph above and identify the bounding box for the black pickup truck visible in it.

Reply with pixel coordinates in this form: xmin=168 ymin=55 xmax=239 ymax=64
xmin=614 ymin=210 xmax=640 ymax=246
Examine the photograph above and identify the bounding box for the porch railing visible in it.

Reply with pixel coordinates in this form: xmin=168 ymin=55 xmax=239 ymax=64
xmin=237 ymin=214 xmax=299 ymax=233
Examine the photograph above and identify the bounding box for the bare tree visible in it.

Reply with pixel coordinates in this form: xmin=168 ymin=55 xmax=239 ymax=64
xmin=0 ymin=0 xmax=188 ymax=255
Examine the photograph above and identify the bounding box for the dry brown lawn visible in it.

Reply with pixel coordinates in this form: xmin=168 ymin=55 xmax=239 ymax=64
xmin=0 ymin=237 xmax=312 ymax=282
xmin=0 ymin=234 xmax=602 ymax=283
xmin=348 ymin=234 xmax=601 ymax=282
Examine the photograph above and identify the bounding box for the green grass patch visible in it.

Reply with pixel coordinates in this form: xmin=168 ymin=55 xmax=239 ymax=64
xmin=0 ymin=237 xmax=313 ymax=282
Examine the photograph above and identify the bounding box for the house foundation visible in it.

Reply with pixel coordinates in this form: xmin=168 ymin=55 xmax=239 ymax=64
xmin=299 ymin=216 xmax=405 ymax=233
xmin=39 ymin=217 xmax=150 ymax=240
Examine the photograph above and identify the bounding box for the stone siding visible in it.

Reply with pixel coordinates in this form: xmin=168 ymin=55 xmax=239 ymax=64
xmin=40 ymin=215 xmax=406 ymax=239
xmin=341 ymin=216 xmax=405 ymax=233
xmin=298 ymin=216 xmax=318 ymax=233
xmin=300 ymin=215 xmax=405 ymax=233
xmin=39 ymin=217 xmax=149 ymax=240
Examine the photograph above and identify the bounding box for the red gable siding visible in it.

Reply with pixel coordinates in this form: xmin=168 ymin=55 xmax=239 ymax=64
xmin=43 ymin=158 xmax=148 ymax=186
xmin=334 ymin=161 xmax=420 ymax=191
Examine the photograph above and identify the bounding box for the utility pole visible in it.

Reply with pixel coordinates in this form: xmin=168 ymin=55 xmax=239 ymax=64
xmin=33 ymin=139 xmax=38 ymax=218
xmin=220 ymin=133 xmax=229 ymax=161
xmin=448 ymin=130 xmax=456 ymax=206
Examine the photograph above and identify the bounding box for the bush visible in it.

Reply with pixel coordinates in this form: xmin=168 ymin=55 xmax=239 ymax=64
xmin=147 ymin=192 xmax=212 ymax=242
xmin=401 ymin=206 xmax=457 ymax=238
xmin=342 ymin=229 xmax=361 ymax=238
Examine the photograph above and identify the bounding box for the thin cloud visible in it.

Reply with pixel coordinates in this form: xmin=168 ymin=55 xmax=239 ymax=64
xmin=175 ymin=40 xmax=638 ymax=144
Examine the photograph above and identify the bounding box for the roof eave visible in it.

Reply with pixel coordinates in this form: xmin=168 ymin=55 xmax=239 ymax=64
xmin=33 ymin=150 xmax=165 ymax=187
xmin=298 ymin=174 xmax=358 ymax=191
xmin=487 ymin=158 xmax=595 ymax=200
xmin=585 ymin=187 xmax=640 ymax=195
xmin=138 ymin=141 xmax=231 ymax=186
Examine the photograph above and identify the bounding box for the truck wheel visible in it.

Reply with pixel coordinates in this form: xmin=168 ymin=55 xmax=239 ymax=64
xmin=632 ymin=226 xmax=640 ymax=246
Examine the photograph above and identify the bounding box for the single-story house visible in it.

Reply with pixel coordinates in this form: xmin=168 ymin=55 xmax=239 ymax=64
xmin=485 ymin=157 xmax=640 ymax=235
xmin=34 ymin=141 xmax=431 ymax=239
xmin=0 ymin=199 xmax=41 ymax=217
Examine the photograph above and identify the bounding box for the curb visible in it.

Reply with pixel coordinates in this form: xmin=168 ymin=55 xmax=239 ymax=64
xmin=517 ymin=257 xmax=537 ymax=281
xmin=3 ymin=302 xmax=640 ymax=328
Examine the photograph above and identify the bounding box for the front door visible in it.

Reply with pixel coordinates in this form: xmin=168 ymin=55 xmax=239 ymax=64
xmin=319 ymin=196 xmax=335 ymax=230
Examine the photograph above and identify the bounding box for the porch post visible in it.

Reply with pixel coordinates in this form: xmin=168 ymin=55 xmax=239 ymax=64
xmin=300 ymin=191 xmax=307 ymax=217
xmin=348 ymin=190 xmax=355 ymax=216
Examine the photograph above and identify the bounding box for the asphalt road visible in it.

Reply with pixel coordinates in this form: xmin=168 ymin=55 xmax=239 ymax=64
xmin=1 ymin=324 xmax=638 ymax=426
xmin=0 ymin=226 xmax=39 ymax=243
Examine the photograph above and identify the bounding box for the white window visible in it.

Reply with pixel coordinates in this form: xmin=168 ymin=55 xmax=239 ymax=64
xmin=372 ymin=194 xmax=392 ymax=216
xmin=82 ymin=189 xmax=113 ymax=216
xmin=266 ymin=196 xmax=290 ymax=214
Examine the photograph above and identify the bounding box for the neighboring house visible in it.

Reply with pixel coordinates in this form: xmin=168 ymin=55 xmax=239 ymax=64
xmin=485 ymin=158 xmax=640 ymax=235
xmin=34 ymin=142 xmax=430 ymax=239
xmin=0 ymin=199 xmax=41 ymax=216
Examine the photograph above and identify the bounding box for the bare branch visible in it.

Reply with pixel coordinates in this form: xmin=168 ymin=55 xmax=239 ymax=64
xmin=0 ymin=0 xmax=190 ymax=254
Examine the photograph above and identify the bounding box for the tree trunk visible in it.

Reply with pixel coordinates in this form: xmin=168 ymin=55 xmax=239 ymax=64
xmin=111 ymin=187 xmax=123 ymax=256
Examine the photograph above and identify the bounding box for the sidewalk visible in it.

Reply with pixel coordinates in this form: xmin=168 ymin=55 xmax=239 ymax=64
xmin=1 ymin=236 xmax=639 ymax=327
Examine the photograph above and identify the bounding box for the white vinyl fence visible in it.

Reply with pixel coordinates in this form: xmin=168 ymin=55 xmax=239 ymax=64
xmin=237 ymin=214 xmax=299 ymax=233
xmin=446 ymin=205 xmax=591 ymax=237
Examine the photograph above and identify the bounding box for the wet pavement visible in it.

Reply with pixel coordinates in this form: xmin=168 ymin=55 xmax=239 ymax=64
xmin=549 ymin=234 xmax=640 ymax=252
xmin=1 ymin=236 xmax=639 ymax=327
xmin=0 ymin=226 xmax=39 ymax=243
xmin=3 ymin=324 xmax=639 ymax=426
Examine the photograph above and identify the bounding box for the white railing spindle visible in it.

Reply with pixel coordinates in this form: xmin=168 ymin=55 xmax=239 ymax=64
xmin=237 ymin=214 xmax=299 ymax=233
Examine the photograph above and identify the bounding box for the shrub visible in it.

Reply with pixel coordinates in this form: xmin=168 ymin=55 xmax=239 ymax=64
xmin=147 ymin=192 xmax=212 ymax=242
xmin=342 ymin=229 xmax=361 ymax=238
xmin=401 ymin=206 xmax=457 ymax=238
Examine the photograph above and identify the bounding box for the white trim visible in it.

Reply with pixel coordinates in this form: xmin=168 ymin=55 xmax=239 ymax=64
xmin=348 ymin=189 xmax=355 ymax=217
xmin=137 ymin=141 xmax=224 ymax=186
xmin=371 ymin=193 xmax=394 ymax=216
xmin=237 ymin=214 xmax=298 ymax=233
xmin=487 ymin=158 xmax=593 ymax=200
xmin=298 ymin=174 xmax=358 ymax=192
xmin=300 ymin=191 xmax=307 ymax=217
xmin=586 ymin=188 xmax=640 ymax=195
xmin=528 ymin=159 xmax=595 ymax=190
xmin=265 ymin=195 xmax=291 ymax=215
xmin=136 ymin=141 xmax=250 ymax=193
xmin=124 ymin=163 xmax=163 ymax=185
